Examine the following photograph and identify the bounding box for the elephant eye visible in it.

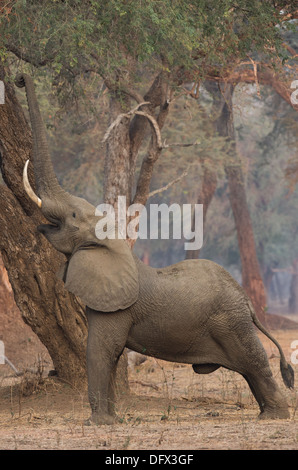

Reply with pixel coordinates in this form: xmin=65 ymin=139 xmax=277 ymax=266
xmin=72 ymin=212 xmax=76 ymax=218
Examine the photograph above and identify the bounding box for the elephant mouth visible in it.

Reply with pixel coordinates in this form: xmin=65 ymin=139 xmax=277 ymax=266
xmin=37 ymin=220 xmax=61 ymax=234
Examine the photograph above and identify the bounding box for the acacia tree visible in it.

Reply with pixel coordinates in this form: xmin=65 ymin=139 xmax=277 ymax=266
xmin=0 ymin=0 xmax=297 ymax=384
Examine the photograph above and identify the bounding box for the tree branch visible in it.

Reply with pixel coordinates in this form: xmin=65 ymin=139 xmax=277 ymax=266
xmin=148 ymin=168 xmax=189 ymax=199
xmin=282 ymin=42 xmax=298 ymax=58
xmin=162 ymin=139 xmax=200 ymax=149
xmin=132 ymin=100 xmax=171 ymax=207
xmin=5 ymin=43 xmax=56 ymax=67
xmin=206 ymin=64 xmax=298 ymax=109
xmin=129 ymin=72 xmax=166 ymax=156
xmin=101 ymin=101 xmax=150 ymax=144
xmin=134 ymin=110 xmax=163 ymax=149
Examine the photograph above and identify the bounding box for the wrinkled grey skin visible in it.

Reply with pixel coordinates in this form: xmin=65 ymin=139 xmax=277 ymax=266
xmin=16 ymin=74 xmax=294 ymax=424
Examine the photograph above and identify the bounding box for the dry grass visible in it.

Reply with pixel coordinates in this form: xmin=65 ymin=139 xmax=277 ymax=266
xmin=0 ymin=329 xmax=297 ymax=450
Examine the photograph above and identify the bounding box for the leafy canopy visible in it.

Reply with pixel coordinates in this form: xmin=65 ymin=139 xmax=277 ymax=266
xmin=0 ymin=0 xmax=293 ymax=93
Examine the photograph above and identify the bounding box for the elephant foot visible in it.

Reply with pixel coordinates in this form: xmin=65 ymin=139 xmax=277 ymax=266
xmin=85 ymin=412 xmax=119 ymax=426
xmin=258 ymin=406 xmax=290 ymax=420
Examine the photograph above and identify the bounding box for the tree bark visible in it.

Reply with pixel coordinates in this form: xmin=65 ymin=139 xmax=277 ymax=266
xmin=0 ymin=66 xmax=88 ymax=386
xmin=0 ymin=63 xmax=171 ymax=392
xmin=100 ymin=74 xmax=171 ymax=387
xmin=104 ymin=93 xmax=132 ymax=207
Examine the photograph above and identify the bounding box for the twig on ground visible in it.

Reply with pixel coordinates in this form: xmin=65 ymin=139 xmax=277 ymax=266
xmin=129 ymin=380 xmax=160 ymax=391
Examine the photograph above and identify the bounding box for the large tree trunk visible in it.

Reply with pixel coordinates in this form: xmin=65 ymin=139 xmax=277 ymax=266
xmin=0 ymin=66 xmax=88 ymax=386
xmin=0 ymin=64 xmax=170 ymax=391
xmin=104 ymin=94 xmax=132 ymax=207
xmin=226 ymin=161 xmax=267 ymax=323
xmin=101 ymin=77 xmax=170 ymax=388
xmin=214 ymin=84 xmax=267 ymax=323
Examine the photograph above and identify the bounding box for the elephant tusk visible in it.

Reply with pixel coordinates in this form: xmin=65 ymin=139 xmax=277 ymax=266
xmin=23 ymin=160 xmax=42 ymax=208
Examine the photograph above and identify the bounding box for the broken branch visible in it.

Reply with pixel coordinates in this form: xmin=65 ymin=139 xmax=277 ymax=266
xmin=134 ymin=110 xmax=163 ymax=149
xmin=102 ymin=101 xmax=150 ymax=143
xmin=162 ymin=139 xmax=200 ymax=149
xmin=148 ymin=168 xmax=189 ymax=199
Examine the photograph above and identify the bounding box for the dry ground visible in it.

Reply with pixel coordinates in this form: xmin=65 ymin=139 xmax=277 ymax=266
xmin=0 ymin=324 xmax=298 ymax=450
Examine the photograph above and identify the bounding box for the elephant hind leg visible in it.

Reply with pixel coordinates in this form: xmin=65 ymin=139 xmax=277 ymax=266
xmin=208 ymin=318 xmax=290 ymax=419
xmin=193 ymin=364 xmax=220 ymax=374
xmin=236 ymin=335 xmax=290 ymax=418
xmin=242 ymin=371 xmax=290 ymax=419
xmin=242 ymin=373 xmax=265 ymax=414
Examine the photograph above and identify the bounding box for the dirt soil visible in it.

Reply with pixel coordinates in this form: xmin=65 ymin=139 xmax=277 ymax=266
xmin=0 ymin=305 xmax=298 ymax=450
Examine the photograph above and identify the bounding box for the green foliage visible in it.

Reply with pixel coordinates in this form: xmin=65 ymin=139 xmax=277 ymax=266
xmin=0 ymin=0 xmax=292 ymax=105
xmin=1 ymin=0 xmax=296 ymax=276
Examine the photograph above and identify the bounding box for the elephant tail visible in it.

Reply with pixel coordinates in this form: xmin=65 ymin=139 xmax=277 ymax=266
xmin=248 ymin=300 xmax=294 ymax=390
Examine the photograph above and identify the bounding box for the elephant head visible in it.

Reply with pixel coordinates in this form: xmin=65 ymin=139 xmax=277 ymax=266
xmin=16 ymin=74 xmax=139 ymax=312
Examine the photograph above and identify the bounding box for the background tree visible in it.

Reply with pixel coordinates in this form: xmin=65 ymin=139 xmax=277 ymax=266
xmin=204 ymin=83 xmax=267 ymax=323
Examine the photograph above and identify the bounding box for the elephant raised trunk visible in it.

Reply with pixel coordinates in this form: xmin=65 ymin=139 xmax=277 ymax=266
xmin=15 ymin=73 xmax=65 ymax=202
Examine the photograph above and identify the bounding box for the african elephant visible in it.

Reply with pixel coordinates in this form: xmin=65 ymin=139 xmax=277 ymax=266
xmin=16 ymin=73 xmax=294 ymax=424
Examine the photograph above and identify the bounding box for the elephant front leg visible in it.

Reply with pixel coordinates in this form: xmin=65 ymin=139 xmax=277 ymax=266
xmin=85 ymin=309 xmax=130 ymax=425
xmin=86 ymin=359 xmax=117 ymax=425
xmin=86 ymin=334 xmax=121 ymax=425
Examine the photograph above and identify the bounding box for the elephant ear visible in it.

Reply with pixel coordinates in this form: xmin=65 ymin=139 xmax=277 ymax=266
xmin=63 ymin=240 xmax=139 ymax=312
